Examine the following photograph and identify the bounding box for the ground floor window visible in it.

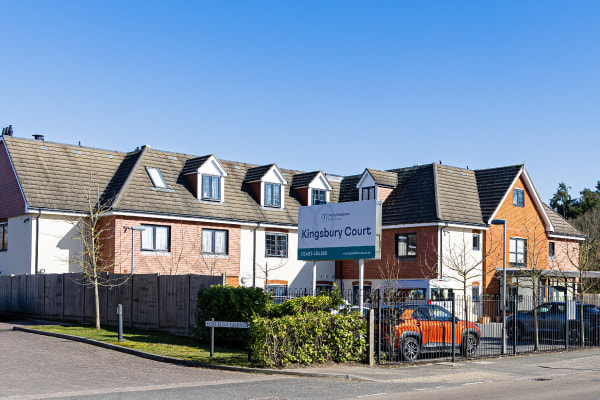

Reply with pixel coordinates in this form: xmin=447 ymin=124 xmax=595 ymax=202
xmin=0 ymin=223 xmax=7 ymax=251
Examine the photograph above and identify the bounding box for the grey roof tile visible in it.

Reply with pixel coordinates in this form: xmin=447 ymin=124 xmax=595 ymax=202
xmin=366 ymin=169 xmax=398 ymax=188
xmin=475 ymin=165 xmax=522 ymax=223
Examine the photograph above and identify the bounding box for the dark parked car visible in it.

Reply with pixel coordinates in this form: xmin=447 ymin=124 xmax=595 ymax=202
xmin=506 ymin=302 xmax=600 ymax=345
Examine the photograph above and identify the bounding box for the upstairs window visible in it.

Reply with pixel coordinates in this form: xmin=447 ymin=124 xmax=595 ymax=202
xmin=266 ymin=233 xmax=288 ymax=257
xmin=312 ymin=189 xmax=327 ymax=205
xmin=0 ymin=223 xmax=7 ymax=251
xmin=202 ymin=229 xmax=228 ymax=255
xmin=509 ymin=237 xmax=527 ymax=267
xmin=141 ymin=225 xmax=170 ymax=252
xmin=265 ymin=183 xmax=281 ymax=207
xmin=473 ymin=233 xmax=480 ymax=250
xmin=362 ymin=187 xmax=375 ymax=200
xmin=513 ymin=188 xmax=524 ymax=207
xmin=202 ymin=175 xmax=221 ymax=201
xmin=549 ymin=242 xmax=555 ymax=259
xmin=146 ymin=167 xmax=168 ymax=189
xmin=396 ymin=233 xmax=417 ymax=258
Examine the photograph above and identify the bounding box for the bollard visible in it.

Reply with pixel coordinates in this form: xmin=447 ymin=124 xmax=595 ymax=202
xmin=117 ymin=304 xmax=123 ymax=342
xmin=210 ymin=318 xmax=215 ymax=358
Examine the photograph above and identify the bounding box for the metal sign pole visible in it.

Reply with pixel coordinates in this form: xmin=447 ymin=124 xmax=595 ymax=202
xmin=210 ymin=318 xmax=215 ymax=358
xmin=359 ymin=259 xmax=365 ymax=315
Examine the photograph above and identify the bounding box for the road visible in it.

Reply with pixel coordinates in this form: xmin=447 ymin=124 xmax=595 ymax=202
xmin=2 ymin=321 xmax=600 ymax=399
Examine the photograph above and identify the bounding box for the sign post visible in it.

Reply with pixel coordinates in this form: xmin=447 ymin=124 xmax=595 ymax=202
xmin=205 ymin=319 xmax=250 ymax=358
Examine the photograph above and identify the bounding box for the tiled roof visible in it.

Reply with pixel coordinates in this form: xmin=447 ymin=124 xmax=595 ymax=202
xmin=435 ymin=164 xmax=484 ymax=225
xmin=475 ymin=165 xmax=522 ymax=223
xmin=3 ymin=137 xmax=580 ymax=236
xmin=3 ymin=137 xmax=135 ymax=212
xmin=244 ymin=164 xmax=275 ymax=182
xmin=383 ymin=165 xmax=437 ymax=225
xmin=366 ymin=169 xmax=398 ymax=188
xmin=291 ymin=171 xmax=320 ymax=188
xmin=181 ymin=155 xmax=212 ymax=175
xmin=543 ymin=203 xmax=585 ymax=237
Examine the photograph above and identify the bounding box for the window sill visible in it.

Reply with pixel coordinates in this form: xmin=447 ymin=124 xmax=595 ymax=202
xmin=140 ymin=250 xmax=171 ymax=256
xmin=200 ymin=198 xmax=223 ymax=203
xmin=201 ymin=253 xmax=229 ymax=258
xmin=266 ymin=255 xmax=288 ymax=258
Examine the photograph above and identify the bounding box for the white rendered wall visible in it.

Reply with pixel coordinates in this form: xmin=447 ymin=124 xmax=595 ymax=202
xmin=36 ymin=215 xmax=82 ymax=274
xmin=239 ymin=226 xmax=335 ymax=290
xmin=0 ymin=215 xmax=33 ymax=275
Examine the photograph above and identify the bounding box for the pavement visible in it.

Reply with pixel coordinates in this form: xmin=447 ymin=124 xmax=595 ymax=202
xmin=5 ymin=318 xmax=600 ymax=384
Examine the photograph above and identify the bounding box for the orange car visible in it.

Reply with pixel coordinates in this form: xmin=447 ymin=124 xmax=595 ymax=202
xmin=381 ymin=304 xmax=480 ymax=361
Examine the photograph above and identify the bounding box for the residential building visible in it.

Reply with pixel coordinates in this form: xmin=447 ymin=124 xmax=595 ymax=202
xmin=0 ymin=133 xmax=584 ymax=306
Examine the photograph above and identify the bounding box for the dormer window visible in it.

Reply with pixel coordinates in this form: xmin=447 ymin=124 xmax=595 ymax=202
xmin=265 ymin=183 xmax=281 ymax=207
xmin=182 ymin=155 xmax=228 ymax=203
xmin=202 ymin=175 xmax=221 ymax=201
xmin=312 ymin=189 xmax=327 ymax=205
xmin=362 ymin=187 xmax=376 ymax=200
xmin=291 ymin=171 xmax=332 ymax=206
xmin=245 ymin=164 xmax=288 ymax=209
xmin=146 ymin=167 xmax=168 ymax=189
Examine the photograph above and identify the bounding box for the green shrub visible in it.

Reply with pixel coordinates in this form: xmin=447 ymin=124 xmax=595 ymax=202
xmin=249 ymin=311 xmax=366 ymax=367
xmin=194 ymin=285 xmax=272 ymax=347
xmin=268 ymin=287 xmax=346 ymax=318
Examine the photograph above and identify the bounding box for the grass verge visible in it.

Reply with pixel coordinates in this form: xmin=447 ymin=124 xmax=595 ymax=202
xmin=27 ymin=323 xmax=250 ymax=367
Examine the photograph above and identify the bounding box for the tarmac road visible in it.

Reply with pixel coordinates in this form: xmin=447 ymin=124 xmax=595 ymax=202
xmin=2 ymin=321 xmax=600 ymax=399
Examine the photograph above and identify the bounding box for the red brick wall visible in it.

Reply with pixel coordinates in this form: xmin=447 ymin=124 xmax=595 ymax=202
xmin=482 ymin=175 xmax=580 ymax=295
xmin=337 ymin=226 xmax=438 ymax=280
xmin=110 ymin=216 xmax=241 ymax=277
xmin=0 ymin=142 xmax=27 ymax=218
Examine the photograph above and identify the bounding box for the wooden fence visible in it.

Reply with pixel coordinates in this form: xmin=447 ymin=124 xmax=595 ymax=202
xmin=0 ymin=273 xmax=223 ymax=336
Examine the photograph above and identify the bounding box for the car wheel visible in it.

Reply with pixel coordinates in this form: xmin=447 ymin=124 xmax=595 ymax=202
xmin=569 ymin=326 xmax=581 ymax=346
xmin=461 ymin=332 xmax=478 ymax=357
xmin=400 ymin=336 xmax=420 ymax=362
xmin=508 ymin=322 xmax=522 ymax=341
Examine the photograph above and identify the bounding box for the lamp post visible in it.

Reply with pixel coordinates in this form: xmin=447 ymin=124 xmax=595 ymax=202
xmin=491 ymin=219 xmax=507 ymax=355
xmin=129 ymin=226 xmax=145 ymax=274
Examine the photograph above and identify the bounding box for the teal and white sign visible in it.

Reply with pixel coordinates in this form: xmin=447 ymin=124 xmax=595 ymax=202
xmin=298 ymin=200 xmax=382 ymax=260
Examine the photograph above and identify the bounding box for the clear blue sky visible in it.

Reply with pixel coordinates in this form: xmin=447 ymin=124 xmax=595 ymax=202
xmin=2 ymin=1 xmax=599 ymax=203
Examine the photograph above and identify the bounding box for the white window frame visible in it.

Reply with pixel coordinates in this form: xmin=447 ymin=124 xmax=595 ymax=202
xmin=140 ymin=225 xmax=170 ymax=252
xmin=473 ymin=233 xmax=481 ymax=251
xmin=201 ymin=175 xmax=221 ymax=201
xmin=509 ymin=237 xmax=527 ymax=267
xmin=312 ymin=189 xmax=327 ymax=205
xmin=202 ymin=229 xmax=228 ymax=255
xmin=265 ymin=232 xmax=288 ymax=257
xmin=146 ymin=167 xmax=168 ymax=189
xmin=264 ymin=183 xmax=282 ymax=208
xmin=0 ymin=223 xmax=7 ymax=251
xmin=513 ymin=188 xmax=525 ymax=207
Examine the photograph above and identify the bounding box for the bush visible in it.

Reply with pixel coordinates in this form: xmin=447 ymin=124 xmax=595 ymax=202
xmin=194 ymin=285 xmax=272 ymax=347
xmin=268 ymin=287 xmax=346 ymax=318
xmin=249 ymin=311 xmax=366 ymax=367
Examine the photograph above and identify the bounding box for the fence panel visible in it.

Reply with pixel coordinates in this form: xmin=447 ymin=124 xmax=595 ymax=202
xmin=27 ymin=274 xmax=45 ymax=317
xmin=131 ymin=274 xmax=159 ymax=330
xmin=159 ymin=275 xmax=189 ymax=335
xmin=43 ymin=274 xmax=64 ymax=320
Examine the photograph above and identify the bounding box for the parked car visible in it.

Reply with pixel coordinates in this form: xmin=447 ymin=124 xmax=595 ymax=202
xmin=381 ymin=304 xmax=480 ymax=361
xmin=506 ymin=302 xmax=600 ymax=345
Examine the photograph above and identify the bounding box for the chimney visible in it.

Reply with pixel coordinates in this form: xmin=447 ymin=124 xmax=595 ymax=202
xmin=33 ymin=134 xmax=45 ymax=141
xmin=1 ymin=125 xmax=13 ymax=136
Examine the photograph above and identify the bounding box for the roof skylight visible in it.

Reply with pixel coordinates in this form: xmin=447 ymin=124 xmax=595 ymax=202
xmin=146 ymin=167 xmax=168 ymax=189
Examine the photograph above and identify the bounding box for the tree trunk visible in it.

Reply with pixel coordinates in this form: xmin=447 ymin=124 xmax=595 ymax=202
xmin=94 ymin=276 xmax=101 ymax=330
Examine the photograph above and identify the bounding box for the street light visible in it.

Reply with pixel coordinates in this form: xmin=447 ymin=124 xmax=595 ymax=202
xmin=129 ymin=226 xmax=145 ymax=274
xmin=491 ymin=218 xmax=507 ymax=355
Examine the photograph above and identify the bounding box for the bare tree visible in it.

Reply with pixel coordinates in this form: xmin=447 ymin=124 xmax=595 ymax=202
xmin=256 ymin=259 xmax=288 ymax=291
xmin=435 ymin=229 xmax=500 ymax=329
xmin=554 ymin=208 xmax=600 ymax=345
xmin=69 ymin=183 xmax=130 ymax=330
xmin=506 ymin=217 xmax=551 ymax=351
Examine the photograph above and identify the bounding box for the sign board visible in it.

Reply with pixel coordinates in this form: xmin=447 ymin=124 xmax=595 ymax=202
xmin=205 ymin=321 xmax=249 ymax=329
xmin=298 ymin=200 xmax=382 ymax=260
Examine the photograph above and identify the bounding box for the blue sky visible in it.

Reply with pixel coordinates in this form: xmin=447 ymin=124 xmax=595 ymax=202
xmin=2 ymin=1 xmax=599 ymax=203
